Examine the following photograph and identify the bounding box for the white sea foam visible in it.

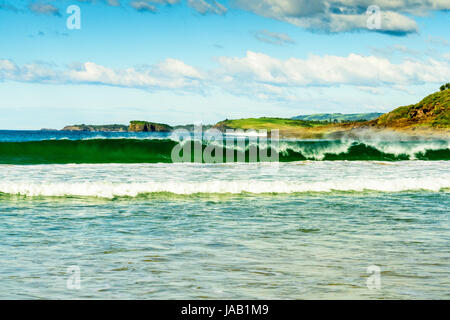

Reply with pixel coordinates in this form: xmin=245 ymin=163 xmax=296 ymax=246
xmin=277 ymin=140 xmax=354 ymax=160
xmin=224 ymin=131 xmax=267 ymax=137
xmin=0 ymin=178 xmax=449 ymax=198
xmin=1 ymin=161 xmax=448 ymax=198
xmin=362 ymin=140 xmax=450 ymax=159
xmin=276 ymin=139 xmax=450 ymax=160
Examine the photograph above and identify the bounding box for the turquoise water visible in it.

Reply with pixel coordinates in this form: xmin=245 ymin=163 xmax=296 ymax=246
xmin=1 ymin=191 xmax=449 ymax=299
xmin=0 ymin=131 xmax=449 ymax=299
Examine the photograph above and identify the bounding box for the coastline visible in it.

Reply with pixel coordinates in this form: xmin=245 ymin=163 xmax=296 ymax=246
xmin=54 ymin=124 xmax=450 ymax=140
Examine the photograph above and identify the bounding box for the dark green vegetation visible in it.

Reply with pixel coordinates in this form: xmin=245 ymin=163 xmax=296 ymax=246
xmin=372 ymin=88 xmax=449 ymax=128
xmin=292 ymin=112 xmax=383 ymax=122
xmin=128 ymin=121 xmax=173 ymax=132
xmin=440 ymin=83 xmax=450 ymax=91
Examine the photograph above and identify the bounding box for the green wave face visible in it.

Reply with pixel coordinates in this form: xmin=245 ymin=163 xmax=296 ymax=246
xmin=0 ymin=139 xmax=449 ymax=164
xmin=0 ymin=139 xmax=178 ymax=164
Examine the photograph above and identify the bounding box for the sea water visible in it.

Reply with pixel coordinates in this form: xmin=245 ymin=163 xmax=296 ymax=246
xmin=0 ymin=131 xmax=448 ymax=299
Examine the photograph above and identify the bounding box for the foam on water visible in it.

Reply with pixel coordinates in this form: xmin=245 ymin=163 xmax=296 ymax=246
xmin=0 ymin=177 xmax=449 ymax=198
xmin=1 ymin=161 xmax=449 ymax=198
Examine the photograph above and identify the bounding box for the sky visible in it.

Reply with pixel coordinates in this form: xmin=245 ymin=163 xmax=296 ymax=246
xmin=0 ymin=0 xmax=449 ymax=129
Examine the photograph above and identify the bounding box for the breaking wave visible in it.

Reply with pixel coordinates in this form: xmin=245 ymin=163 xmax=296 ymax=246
xmin=0 ymin=178 xmax=449 ymax=198
xmin=0 ymin=138 xmax=449 ymax=164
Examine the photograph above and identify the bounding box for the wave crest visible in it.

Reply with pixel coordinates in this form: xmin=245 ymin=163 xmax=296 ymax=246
xmin=0 ymin=138 xmax=448 ymax=164
xmin=1 ymin=178 xmax=449 ymax=198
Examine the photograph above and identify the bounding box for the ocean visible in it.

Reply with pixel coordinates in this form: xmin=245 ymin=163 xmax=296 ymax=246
xmin=0 ymin=130 xmax=449 ymax=299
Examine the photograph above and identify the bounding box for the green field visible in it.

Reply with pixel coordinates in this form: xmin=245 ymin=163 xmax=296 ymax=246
xmin=215 ymin=117 xmax=328 ymax=130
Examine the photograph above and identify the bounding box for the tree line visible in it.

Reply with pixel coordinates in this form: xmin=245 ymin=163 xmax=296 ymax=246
xmin=440 ymin=83 xmax=450 ymax=91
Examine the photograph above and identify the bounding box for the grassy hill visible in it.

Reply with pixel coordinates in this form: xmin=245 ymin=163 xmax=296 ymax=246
xmin=292 ymin=112 xmax=383 ymax=122
xmin=370 ymin=89 xmax=449 ymax=129
xmin=213 ymin=117 xmax=352 ymax=138
xmin=213 ymin=89 xmax=449 ymax=138
xmin=214 ymin=117 xmax=326 ymax=131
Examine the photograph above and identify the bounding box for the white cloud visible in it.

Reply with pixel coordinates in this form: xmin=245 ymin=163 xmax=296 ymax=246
xmin=0 ymin=59 xmax=60 ymax=82
xmin=0 ymin=59 xmax=205 ymax=92
xmin=129 ymin=1 xmax=157 ymax=12
xmin=68 ymin=60 xmax=206 ymax=90
xmin=1 ymin=52 xmax=449 ymax=102
xmin=28 ymin=3 xmax=61 ymax=16
xmin=253 ymin=30 xmax=295 ymax=46
xmin=188 ymin=0 xmax=227 ymax=15
xmin=233 ymin=0 xmax=450 ymax=34
xmin=217 ymin=51 xmax=450 ymax=87
xmin=6 ymin=0 xmax=445 ymax=35
xmin=156 ymin=58 xmax=204 ymax=78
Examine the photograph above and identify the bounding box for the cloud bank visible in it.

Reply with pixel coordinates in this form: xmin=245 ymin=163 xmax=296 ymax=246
xmin=1 ymin=52 xmax=449 ymax=101
xmin=233 ymin=0 xmax=450 ymax=35
xmin=217 ymin=51 xmax=450 ymax=87
xmin=2 ymin=1 xmax=448 ymax=34
xmin=0 ymin=58 xmax=205 ymax=92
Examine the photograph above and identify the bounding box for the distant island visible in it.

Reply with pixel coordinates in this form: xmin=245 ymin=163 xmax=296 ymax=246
xmin=61 ymin=86 xmax=449 ymax=138
xmin=128 ymin=121 xmax=172 ymax=132
xmin=62 ymin=121 xmax=172 ymax=132
xmin=62 ymin=124 xmax=129 ymax=132
xmin=62 ymin=121 xmax=213 ymax=132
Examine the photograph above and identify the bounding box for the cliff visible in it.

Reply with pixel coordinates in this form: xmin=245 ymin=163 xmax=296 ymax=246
xmin=128 ymin=121 xmax=173 ymax=132
xmin=62 ymin=124 xmax=128 ymax=132
xmin=62 ymin=121 xmax=174 ymax=132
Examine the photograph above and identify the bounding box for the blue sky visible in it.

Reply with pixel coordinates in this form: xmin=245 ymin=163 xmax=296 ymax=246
xmin=0 ymin=0 xmax=449 ymax=129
